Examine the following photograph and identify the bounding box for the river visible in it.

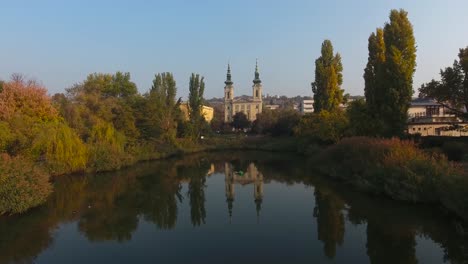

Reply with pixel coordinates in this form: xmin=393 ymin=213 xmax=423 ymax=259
xmin=0 ymin=151 xmax=466 ymax=264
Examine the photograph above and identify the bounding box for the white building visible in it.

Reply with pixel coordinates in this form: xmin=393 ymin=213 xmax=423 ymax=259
xmin=299 ymin=100 xmax=314 ymax=114
xmin=407 ymin=98 xmax=468 ymax=136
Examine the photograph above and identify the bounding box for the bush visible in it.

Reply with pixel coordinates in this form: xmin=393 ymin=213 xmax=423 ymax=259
xmin=0 ymin=154 xmax=52 ymax=214
xmin=312 ymin=137 xmax=460 ymax=202
xmin=294 ymin=110 xmax=348 ymax=144
xmin=441 ymin=141 xmax=468 ymax=161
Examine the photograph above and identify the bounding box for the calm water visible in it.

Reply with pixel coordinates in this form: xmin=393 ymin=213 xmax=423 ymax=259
xmin=0 ymin=151 xmax=467 ymax=264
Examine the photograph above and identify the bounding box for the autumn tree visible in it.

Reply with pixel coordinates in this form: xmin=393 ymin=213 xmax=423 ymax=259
xmin=312 ymin=40 xmax=344 ymax=113
xmin=419 ymin=47 xmax=468 ymax=118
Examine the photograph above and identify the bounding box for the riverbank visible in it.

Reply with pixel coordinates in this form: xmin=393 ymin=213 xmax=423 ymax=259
xmin=0 ymin=135 xmax=298 ymax=215
xmin=2 ymin=134 xmax=468 ymax=224
xmin=306 ymin=137 xmax=468 ymax=222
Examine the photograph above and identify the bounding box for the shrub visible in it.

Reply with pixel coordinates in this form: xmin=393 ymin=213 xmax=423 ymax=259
xmin=294 ymin=110 xmax=348 ymax=144
xmin=312 ymin=137 xmax=461 ymax=202
xmin=441 ymin=141 xmax=468 ymax=161
xmin=0 ymin=154 xmax=52 ymax=214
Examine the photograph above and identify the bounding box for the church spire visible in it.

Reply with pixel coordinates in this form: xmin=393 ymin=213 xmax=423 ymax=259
xmin=253 ymin=59 xmax=261 ymax=84
xmin=225 ymin=63 xmax=233 ymax=85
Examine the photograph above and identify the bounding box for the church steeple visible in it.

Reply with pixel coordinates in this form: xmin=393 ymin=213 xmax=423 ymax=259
xmin=225 ymin=63 xmax=233 ymax=85
xmin=253 ymin=59 xmax=261 ymax=84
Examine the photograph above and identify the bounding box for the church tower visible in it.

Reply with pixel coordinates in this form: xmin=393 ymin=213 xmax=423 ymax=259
xmin=224 ymin=63 xmax=234 ymax=101
xmin=224 ymin=64 xmax=234 ymax=122
xmin=252 ymin=60 xmax=262 ymax=101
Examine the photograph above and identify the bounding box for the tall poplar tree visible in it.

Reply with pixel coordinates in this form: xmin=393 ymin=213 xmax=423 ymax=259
xmin=364 ymin=28 xmax=385 ymax=112
xmin=382 ymin=9 xmax=417 ymax=136
xmin=149 ymin=72 xmax=179 ymax=140
xmin=188 ymin=73 xmax=205 ymax=138
xmin=363 ymin=9 xmax=416 ymax=137
xmin=312 ymin=40 xmax=344 ymax=113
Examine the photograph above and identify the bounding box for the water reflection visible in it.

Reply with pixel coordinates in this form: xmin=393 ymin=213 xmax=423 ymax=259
xmin=225 ymin=162 xmax=264 ymax=223
xmin=0 ymin=151 xmax=466 ymax=264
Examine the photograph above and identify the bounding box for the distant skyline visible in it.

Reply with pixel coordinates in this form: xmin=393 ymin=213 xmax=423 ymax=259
xmin=1 ymin=0 xmax=468 ymax=100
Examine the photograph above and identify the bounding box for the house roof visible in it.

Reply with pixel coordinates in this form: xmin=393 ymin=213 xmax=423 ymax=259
xmin=410 ymin=98 xmax=440 ymax=106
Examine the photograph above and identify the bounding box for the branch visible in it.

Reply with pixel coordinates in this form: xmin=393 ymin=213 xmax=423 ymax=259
xmin=433 ymin=100 xmax=468 ymax=119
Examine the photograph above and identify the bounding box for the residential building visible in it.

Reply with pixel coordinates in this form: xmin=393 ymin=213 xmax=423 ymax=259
xmin=299 ymin=99 xmax=314 ymax=114
xmin=264 ymin=104 xmax=280 ymax=110
xmin=179 ymin=103 xmax=214 ymax=123
xmin=407 ymin=98 xmax=468 ymax=136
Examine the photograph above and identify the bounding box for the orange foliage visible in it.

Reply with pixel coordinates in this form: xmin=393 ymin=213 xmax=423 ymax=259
xmin=0 ymin=79 xmax=58 ymax=122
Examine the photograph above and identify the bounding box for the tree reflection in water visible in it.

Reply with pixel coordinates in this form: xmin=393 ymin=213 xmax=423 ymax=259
xmin=313 ymin=189 xmax=345 ymax=259
xmin=0 ymin=151 xmax=466 ymax=264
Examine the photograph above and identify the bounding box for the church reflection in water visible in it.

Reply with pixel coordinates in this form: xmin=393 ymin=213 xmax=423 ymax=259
xmin=224 ymin=162 xmax=264 ymax=223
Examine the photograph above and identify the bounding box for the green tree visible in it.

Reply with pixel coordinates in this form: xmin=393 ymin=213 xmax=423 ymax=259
xmin=364 ymin=28 xmax=386 ymax=113
xmin=346 ymin=99 xmax=382 ymax=136
xmin=312 ymin=40 xmax=344 ymax=112
xmin=231 ymin=112 xmax=251 ymax=130
xmin=419 ymin=47 xmax=468 ymax=118
xmin=363 ymin=9 xmax=416 ymax=137
xmin=381 ymin=9 xmax=417 ymax=136
xmin=142 ymin=72 xmax=180 ymax=140
xmin=65 ymin=72 xmax=139 ymax=141
xmin=187 ymin=73 xmax=206 ymax=138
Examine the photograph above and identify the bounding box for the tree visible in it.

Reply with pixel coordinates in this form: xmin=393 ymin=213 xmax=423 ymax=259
xmin=381 ymin=9 xmax=417 ymax=136
xmin=187 ymin=73 xmax=206 ymax=138
xmin=231 ymin=112 xmax=251 ymax=130
xmin=363 ymin=9 xmax=416 ymax=137
xmin=64 ymin=72 xmax=140 ymax=141
xmin=419 ymin=47 xmax=468 ymax=118
xmin=144 ymin=72 xmax=180 ymax=140
xmin=0 ymin=77 xmax=59 ymax=122
xmin=364 ymin=28 xmax=385 ymax=113
xmin=312 ymin=40 xmax=344 ymax=112
xmin=346 ymin=99 xmax=382 ymax=136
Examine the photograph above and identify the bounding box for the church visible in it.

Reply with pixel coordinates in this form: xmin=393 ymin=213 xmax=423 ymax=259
xmin=223 ymin=61 xmax=263 ymax=122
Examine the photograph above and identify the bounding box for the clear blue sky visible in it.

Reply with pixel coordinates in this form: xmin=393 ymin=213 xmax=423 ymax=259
xmin=1 ymin=0 xmax=467 ymax=99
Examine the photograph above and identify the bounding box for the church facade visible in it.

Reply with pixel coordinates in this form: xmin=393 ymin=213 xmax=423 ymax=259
xmin=224 ymin=62 xmax=263 ymax=122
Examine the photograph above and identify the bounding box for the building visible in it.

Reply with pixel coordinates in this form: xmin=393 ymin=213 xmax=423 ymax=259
xmin=407 ymin=98 xmax=468 ymax=136
xmin=224 ymin=61 xmax=263 ymax=122
xmin=179 ymin=102 xmax=214 ymax=123
xmin=299 ymin=99 xmax=314 ymax=114
xmin=264 ymin=104 xmax=280 ymax=110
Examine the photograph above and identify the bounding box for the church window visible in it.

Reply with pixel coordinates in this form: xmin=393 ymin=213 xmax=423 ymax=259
xmin=241 ymin=105 xmax=245 ymax=111
xmin=256 ymin=90 xmax=259 ymax=98
xmin=256 ymin=104 xmax=259 ymax=109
